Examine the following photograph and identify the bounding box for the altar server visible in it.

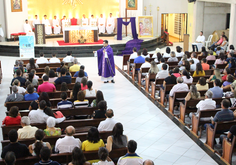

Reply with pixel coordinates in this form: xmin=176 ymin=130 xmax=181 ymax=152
xmin=98 ymin=14 xmax=106 ymax=34
xmin=32 ymin=15 xmax=40 ymax=28
xmin=53 ymin=16 xmax=61 ymax=34
xmin=42 ymin=15 xmax=52 ymax=35
xmin=90 ymin=15 xmax=97 ymax=27
xmin=106 ymin=13 xmax=115 ymax=34
xmin=24 ymin=19 xmax=34 ymax=36
xmin=82 ymin=14 xmax=88 ymax=26
xmin=192 ymin=31 xmax=205 ymax=52
xmin=62 ymin=15 xmax=69 ymax=30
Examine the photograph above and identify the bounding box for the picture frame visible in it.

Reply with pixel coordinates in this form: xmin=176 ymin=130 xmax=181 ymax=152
xmin=11 ymin=0 xmax=22 ymax=12
xmin=138 ymin=16 xmax=153 ymax=38
xmin=126 ymin=0 xmax=137 ymax=10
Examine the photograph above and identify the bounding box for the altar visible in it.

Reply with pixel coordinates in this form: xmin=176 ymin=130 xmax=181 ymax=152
xmin=63 ymin=26 xmax=99 ymax=43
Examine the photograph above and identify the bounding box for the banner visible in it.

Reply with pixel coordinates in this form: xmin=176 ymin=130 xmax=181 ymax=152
xmin=19 ymin=35 xmax=35 ymax=58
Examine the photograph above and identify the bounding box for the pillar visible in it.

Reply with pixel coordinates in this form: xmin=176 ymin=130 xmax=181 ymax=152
xmin=228 ymin=3 xmax=236 ymax=46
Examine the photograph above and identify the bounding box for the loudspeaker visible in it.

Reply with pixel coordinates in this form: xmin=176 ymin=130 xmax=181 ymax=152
xmin=188 ymin=0 xmax=196 ymax=3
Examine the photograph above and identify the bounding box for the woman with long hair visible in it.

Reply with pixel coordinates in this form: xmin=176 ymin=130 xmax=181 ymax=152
xmin=91 ymin=90 xmax=104 ymax=107
xmin=70 ymin=82 xmax=81 ymax=100
xmin=196 ymin=77 xmax=209 ymax=90
xmin=175 ymin=46 xmax=184 ymax=57
xmin=42 ymin=66 xmax=50 ymax=78
xmin=68 ymin=147 xmax=90 ymax=165
xmin=226 ymin=58 xmax=236 ymax=69
xmin=193 ymin=63 xmax=205 ymax=77
xmin=29 ymin=92 xmax=51 ymax=110
xmin=76 ymin=70 xmax=86 ymax=83
xmin=84 ymin=81 xmax=97 ymax=97
xmin=182 ymin=69 xmax=193 ymax=84
xmin=208 ymin=68 xmax=222 ymax=82
xmin=214 ymin=52 xmax=225 ymax=66
xmin=28 ymin=72 xmax=38 ymax=86
xmin=141 ymin=48 xmax=150 ymax=58
xmin=199 ymin=46 xmax=208 ymax=56
xmin=106 ymin=123 xmax=128 ymax=152
xmin=26 ymin=58 xmax=38 ymax=70
xmin=163 ymin=47 xmax=171 ymax=58
xmin=148 ymin=61 xmax=159 ymax=74
xmin=81 ymin=77 xmax=88 ymax=90
xmin=185 ymin=85 xmax=200 ymax=101
xmin=48 ymin=69 xmax=58 ymax=83
xmin=56 ymin=61 xmax=65 ymax=73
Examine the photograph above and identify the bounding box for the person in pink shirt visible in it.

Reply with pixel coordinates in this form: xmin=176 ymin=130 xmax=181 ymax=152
xmin=206 ymin=50 xmax=216 ymax=61
xmin=214 ymin=53 xmax=225 ymax=66
xmin=37 ymin=75 xmax=56 ymax=93
xmin=208 ymin=32 xmax=225 ymax=50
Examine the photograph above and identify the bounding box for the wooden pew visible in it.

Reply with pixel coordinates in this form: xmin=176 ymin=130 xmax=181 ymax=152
xmin=138 ymin=67 xmax=150 ymax=85
xmin=55 ymin=83 xmax=75 ymax=90
xmin=122 ymin=54 xmax=131 ymax=71
xmin=2 ymin=118 xmax=103 ymax=140
xmin=207 ymin=60 xmax=215 ymax=66
xmin=168 ymin=92 xmax=188 ymax=114
xmin=206 ymin=120 xmax=236 ymax=151
xmin=221 ymin=136 xmax=236 ymax=165
xmin=193 ymin=75 xmax=211 ymax=82
xmin=150 ymin=78 xmax=165 ymax=98
xmin=38 ymin=77 xmax=76 ymax=84
xmin=145 ymin=73 xmax=157 ymax=92
xmin=126 ymin=59 xmax=134 ymax=76
xmin=38 ymin=91 xmax=71 ymax=98
xmin=191 ymin=109 xmax=220 ymax=138
xmin=0 ymin=148 xmax=127 ymax=165
xmin=38 ymin=63 xmax=61 ymax=68
xmin=132 ymin=63 xmax=143 ymax=80
xmin=35 ymin=67 xmax=57 ymax=73
xmin=1 ymin=131 xmax=112 ymax=148
xmin=159 ymin=84 xmax=174 ymax=105
xmin=216 ymin=63 xmax=227 ymax=69
xmin=190 ymin=70 xmax=214 ymax=76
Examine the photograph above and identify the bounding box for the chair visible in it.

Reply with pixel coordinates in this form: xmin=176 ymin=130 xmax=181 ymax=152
xmin=18 ymin=32 xmax=26 ymax=36
xmin=205 ymin=35 xmax=213 ymax=48
xmin=10 ymin=33 xmax=19 ymax=41
xmin=70 ymin=18 xmax=77 ymax=25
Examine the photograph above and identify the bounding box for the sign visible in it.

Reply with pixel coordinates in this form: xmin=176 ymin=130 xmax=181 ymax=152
xmin=19 ymin=35 xmax=35 ymax=58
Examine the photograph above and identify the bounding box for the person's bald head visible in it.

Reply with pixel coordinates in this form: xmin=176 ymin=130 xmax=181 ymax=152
xmin=143 ymin=159 xmax=154 ymax=165
xmin=65 ymin=126 xmax=75 ymax=136
xmin=105 ymin=109 xmax=114 ymax=118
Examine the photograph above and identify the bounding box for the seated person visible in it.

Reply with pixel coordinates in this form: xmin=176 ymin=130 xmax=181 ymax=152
xmin=106 ymin=123 xmax=128 ymax=152
xmin=193 ymin=63 xmax=205 ymax=77
xmin=167 ymin=51 xmax=178 ymax=62
xmin=48 ymin=69 xmax=58 ymax=83
xmin=141 ymin=48 xmax=150 ymax=59
xmin=91 ymin=90 xmax=104 ymax=107
xmin=4 ymin=152 xmax=16 ymax=165
xmin=208 ymin=68 xmax=222 ymax=82
xmin=29 ymin=92 xmax=51 ymax=110
xmin=148 ymin=61 xmax=159 ymax=75
xmin=219 ymin=125 xmax=236 ymax=145
xmin=185 ymin=85 xmax=201 ymax=103
xmin=201 ymin=58 xmax=210 ymax=70
xmin=56 ymin=62 xmax=66 ymax=73
xmin=169 ymin=77 xmax=189 ymax=98
xmin=92 ymin=147 xmax=114 ymax=165
xmin=181 ymin=69 xmax=193 ymax=84
xmin=175 ymin=46 xmax=184 ymax=57
xmin=172 ymin=67 xmax=181 ymax=78
xmin=140 ymin=58 xmax=151 ymax=74
xmin=44 ymin=117 xmax=61 ymax=136
xmin=84 ymin=81 xmax=97 ymax=97
xmin=74 ymin=91 xmax=89 ymax=108
xmin=54 ymin=68 xmax=72 ymax=85
xmin=24 ymin=84 xmax=39 ymax=101
xmin=155 ymin=64 xmax=168 ymax=79
xmin=157 ymin=58 xmax=169 ymax=71
xmin=60 ymin=82 xmax=69 ymax=91
xmin=55 ymin=126 xmax=81 ymax=153
xmin=26 ymin=58 xmax=39 ymax=71
xmin=1 ymin=129 xmax=30 ymax=159
xmin=34 ymin=146 xmax=61 ymax=165
xmin=63 ymin=51 xmax=74 ymax=63
xmin=49 ymin=54 xmax=60 ymax=63
xmin=162 ymin=47 xmax=171 ymax=58
xmin=222 ymin=74 xmax=234 ymax=87
xmin=214 ymin=52 xmax=225 ymax=66
xmin=11 ymin=69 xmax=26 ymax=86
xmin=4 ymin=86 xmax=24 ymax=107
xmin=134 ymin=50 xmax=145 ymax=70
xmin=75 ymin=70 xmax=86 ymax=83
xmin=69 ymin=147 xmax=90 ymax=165
xmin=98 ymin=109 xmax=118 ymax=132
xmin=93 ymin=101 xmax=107 ymax=119
xmin=74 ymin=65 xmax=88 ymax=78
xmin=209 ymin=79 xmax=223 ymax=99
xmin=2 ymin=106 xmax=21 ymax=126
xmin=57 ymin=92 xmax=73 ymax=109
xmin=196 ymin=77 xmax=209 ymax=91
xmin=190 ymin=60 xmax=196 ymax=71
xmin=222 ymin=68 xmax=231 ymax=81
xmin=69 ymin=58 xmax=80 ymax=72
xmin=129 ymin=47 xmax=138 ymax=60
xmin=117 ymin=140 xmax=143 ymax=165
xmin=37 ymin=75 xmax=56 ymax=93
xmin=12 ymin=79 xmax=26 ymax=94
xmin=163 ymin=70 xmax=177 ymax=88
xmin=82 ymin=127 xmax=105 ymax=151
xmin=206 ymin=50 xmax=216 ymax=61
xmin=28 ymin=72 xmax=38 ymax=86
xmin=70 ymin=82 xmax=81 ymax=100
xmin=81 ymin=77 xmax=88 ymax=90
xmin=17 ymin=116 xmax=38 ymax=139
xmin=36 ymin=53 xmax=49 ymax=64
xmin=198 ymin=46 xmax=208 ymax=56
xmin=29 ymin=129 xmax=51 ymax=157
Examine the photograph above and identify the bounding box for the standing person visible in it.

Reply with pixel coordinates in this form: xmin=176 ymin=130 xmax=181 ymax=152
xmin=52 ymin=16 xmax=61 ymax=35
xmin=90 ymin=15 xmax=97 ymax=27
xmin=98 ymin=14 xmax=106 ymax=34
xmin=93 ymin=40 xmax=115 ymax=83
xmin=106 ymin=13 xmax=115 ymax=34
xmin=42 ymin=15 xmax=52 ymax=35
xmin=33 ymin=15 xmax=40 ymax=28
xmin=82 ymin=14 xmax=88 ymax=26
xmin=24 ymin=19 xmax=34 ymax=36
xmin=192 ymin=31 xmax=205 ymax=52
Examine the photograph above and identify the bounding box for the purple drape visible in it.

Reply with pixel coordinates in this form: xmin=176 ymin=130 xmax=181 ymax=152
xmin=117 ymin=17 xmax=138 ymax=40
xmin=121 ymin=39 xmax=143 ymax=55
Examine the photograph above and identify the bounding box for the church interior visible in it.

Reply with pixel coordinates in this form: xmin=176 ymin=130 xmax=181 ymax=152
xmin=1 ymin=0 xmax=236 ymax=164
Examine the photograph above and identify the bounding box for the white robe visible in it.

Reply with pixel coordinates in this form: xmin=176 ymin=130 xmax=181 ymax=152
xmin=32 ymin=19 xmax=40 ymax=27
xmin=90 ymin=18 xmax=97 ymax=27
xmin=23 ymin=23 xmax=34 ymax=36
xmin=52 ymin=19 xmax=61 ymax=34
xmin=192 ymin=35 xmax=205 ymax=51
xmin=82 ymin=18 xmax=88 ymax=26
xmin=98 ymin=17 xmax=105 ymax=34
xmin=106 ymin=17 xmax=115 ymax=34
xmin=62 ymin=19 xmax=69 ymax=30
xmin=42 ymin=18 xmax=52 ymax=35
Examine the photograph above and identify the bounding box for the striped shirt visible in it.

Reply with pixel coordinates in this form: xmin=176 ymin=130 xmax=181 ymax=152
xmin=73 ymin=100 xmax=89 ymax=108
xmin=57 ymin=100 xmax=73 ymax=109
xmin=117 ymin=153 xmax=143 ymax=165
xmin=213 ymin=109 xmax=234 ymax=122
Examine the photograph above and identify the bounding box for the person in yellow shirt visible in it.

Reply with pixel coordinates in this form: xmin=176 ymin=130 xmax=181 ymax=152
xmin=69 ymin=58 xmax=80 ymax=72
xmin=193 ymin=63 xmax=205 ymax=77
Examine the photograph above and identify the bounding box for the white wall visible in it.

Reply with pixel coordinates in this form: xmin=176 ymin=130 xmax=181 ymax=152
xmin=0 ymin=0 xmax=6 ymax=40
xmin=4 ymin=0 xmax=28 ymax=38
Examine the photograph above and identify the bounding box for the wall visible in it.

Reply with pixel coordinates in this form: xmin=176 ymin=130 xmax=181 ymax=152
xmin=4 ymin=0 xmax=28 ymax=38
xmin=0 ymin=0 xmax=6 ymax=41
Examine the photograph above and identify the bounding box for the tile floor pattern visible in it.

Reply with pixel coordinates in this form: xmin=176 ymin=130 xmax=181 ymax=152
xmin=0 ymin=54 xmax=218 ymax=165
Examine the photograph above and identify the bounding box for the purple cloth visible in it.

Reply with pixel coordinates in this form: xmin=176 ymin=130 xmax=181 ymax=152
xmin=97 ymin=45 xmax=115 ymax=78
xmin=117 ymin=17 xmax=138 ymax=40
xmin=121 ymin=39 xmax=143 ymax=55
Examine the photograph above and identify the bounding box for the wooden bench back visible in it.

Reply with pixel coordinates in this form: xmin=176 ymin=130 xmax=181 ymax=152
xmin=222 ymin=136 xmax=236 ymax=164
xmin=122 ymin=54 xmax=131 ymax=70
xmin=55 ymin=83 xmax=75 ymax=90
xmin=38 ymin=77 xmax=76 ymax=84
xmin=38 ymin=63 xmax=61 ymax=68
xmin=216 ymin=63 xmax=227 ymax=69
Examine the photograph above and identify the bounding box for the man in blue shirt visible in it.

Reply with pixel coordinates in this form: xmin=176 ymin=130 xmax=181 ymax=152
xmin=54 ymin=68 xmax=72 ymax=85
xmin=209 ymin=79 xmax=223 ymax=98
xmin=73 ymin=65 xmax=88 ymax=77
xmin=134 ymin=50 xmax=145 ymax=64
xmin=11 ymin=69 xmax=26 ymax=86
xmin=225 ymin=52 xmax=236 ymax=63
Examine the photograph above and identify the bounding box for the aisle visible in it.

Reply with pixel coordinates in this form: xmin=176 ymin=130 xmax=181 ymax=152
xmin=0 ymin=56 xmax=217 ymax=164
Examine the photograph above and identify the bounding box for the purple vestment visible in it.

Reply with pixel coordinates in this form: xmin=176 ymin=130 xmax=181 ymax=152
xmin=97 ymin=45 xmax=115 ymax=78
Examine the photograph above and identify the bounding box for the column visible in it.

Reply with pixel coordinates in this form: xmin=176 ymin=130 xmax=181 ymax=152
xmin=228 ymin=3 xmax=236 ymax=46
xmin=192 ymin=1 xmax=204 ymax=43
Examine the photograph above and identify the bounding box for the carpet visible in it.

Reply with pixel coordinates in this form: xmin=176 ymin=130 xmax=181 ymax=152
xmin=57 ymin=39 xmax=103 ymax=46
xmin=121 ymin=39 xmax=143 ymax=56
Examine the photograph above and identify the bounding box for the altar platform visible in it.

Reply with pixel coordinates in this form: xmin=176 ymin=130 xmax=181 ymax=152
xmin=0 ymin=36 xmax=165 ymax=58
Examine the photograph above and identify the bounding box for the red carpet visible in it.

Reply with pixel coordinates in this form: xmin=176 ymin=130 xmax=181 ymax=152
xmin=57 ymin=39 xmax=103 ymax=46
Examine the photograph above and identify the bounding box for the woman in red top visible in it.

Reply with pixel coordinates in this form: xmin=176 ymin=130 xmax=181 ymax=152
xmin=81 ymin=77 xmax=88 ymax=90
xmin=2 ymin=106 xmax=21 ymax=126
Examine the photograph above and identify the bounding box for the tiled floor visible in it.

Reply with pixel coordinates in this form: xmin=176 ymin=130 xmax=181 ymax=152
xmin=0 ymin=52 xmax=218 ymax=164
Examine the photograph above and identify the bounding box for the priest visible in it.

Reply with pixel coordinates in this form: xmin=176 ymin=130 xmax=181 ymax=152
xmin=106 ymin=13 xmax=115 ymax=34
xmin=192 ymin=31 xmax=205 ymax=52
xmin=32 ymin=15 xmax=40 ymax=28
xmin=93 ymin=40 xmax=115 ymax=83
xmin=42 ymin=15 xmax=52 ymax=35
xmin=52 ymin=16 xmax=61 ymax=34
xmin=98 ymin=14 xmax=105 ymax=34
xmin=23 ymin=19 xmax=34 ymax=36
xmin=90 ymin=15 xmax=97 ymax=27
xmin=82 ymin=14 xmax=88 ymax=26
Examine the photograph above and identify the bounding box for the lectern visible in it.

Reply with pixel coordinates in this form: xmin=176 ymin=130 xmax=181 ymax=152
xmin=35 ymin=24 xmax=46 ymax=44
xmin=184 ymin=34 xmax=189 ymax=52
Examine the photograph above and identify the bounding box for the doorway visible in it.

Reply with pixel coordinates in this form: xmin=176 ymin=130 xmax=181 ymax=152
xmin=161 ymin=13 xmax=188 ymax=42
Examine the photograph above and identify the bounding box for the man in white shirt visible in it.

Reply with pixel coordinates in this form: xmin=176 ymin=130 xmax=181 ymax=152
xmin=98 ymin=14 xmax=105 ymax=34
xmin=23 ymin=19 xmax=34 ymax=36
xmin=62 ymin=15 xmax=69 ymax=31
xmin=192 ymin=31 xmax=205 ymax=52
xmin=49 ymin=54 xmax=60 ymax=63
xmin=156 ymin=64 xmax=169 ymax=79
xmin=190 ymin=53 xmax=200 ymax=70
xmin=157 ymin=58 xmax=169 ymax=71
xmin=106 ymin=13 xmax=115 ymax=34
xmin=169 ymin=77 xmax=189 ymax=97
xmin=90 ymin=15 xmax=97 ymax=27
xmin=42 ymin=15 xmax=52 ymax=35
xmin=12 ymin=79 xmax=26 ymax=94
xmin=196 ymin=90 xmax=216 ymax=112
xmin=190 ymin=60 xmax=196 ymax=71
xmin=52 ymin=16 xmax=61 ymax=34
xmin=28 ymin=100 xmax=65 ymax=124
xmin=129 ymin=47 xmax=138 ymax=60
xmin=63 ymin=51 xmax=74 ymax=63
xmin=55 ymin=126 xmax=81 ymax=153
xmin=32 ymin=15 xmax=40 ymax=28
xmin=98 ymin=109 xmax=117 ymax=132
xmin=81 ymin=14 xmax=88 ymax=26
xmin=140 ymin=58 xmax=151 ymax=69
xmin=36 ymin=53 xmax=49 ymax=64
xmin=17 ymin=116 xmax=38 ymax=139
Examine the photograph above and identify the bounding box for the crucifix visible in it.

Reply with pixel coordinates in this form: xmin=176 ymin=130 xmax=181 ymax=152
xmin=120 ymin=8 xmax=131 ymax=36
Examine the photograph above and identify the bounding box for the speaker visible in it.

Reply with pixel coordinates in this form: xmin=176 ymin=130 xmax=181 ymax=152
xmin=188 ymin=0 xmax=196 ymax=2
